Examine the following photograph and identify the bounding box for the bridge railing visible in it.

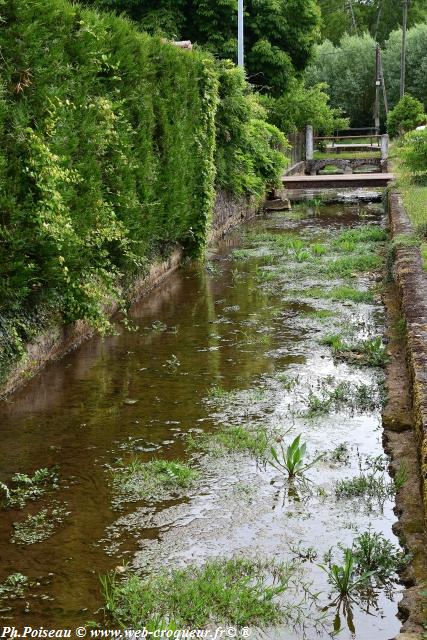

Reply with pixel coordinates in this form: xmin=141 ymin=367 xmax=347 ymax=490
xmin=306 ymin=125 xmax=388 ymax=161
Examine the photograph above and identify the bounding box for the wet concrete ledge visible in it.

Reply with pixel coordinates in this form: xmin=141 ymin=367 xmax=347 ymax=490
xmin=388 ymin=191 xmax=427 ymax=516
xmin=386 ymin=190 xmax=427 ymax=637
xmin=0 ymin=190 xmax=260 ymax=400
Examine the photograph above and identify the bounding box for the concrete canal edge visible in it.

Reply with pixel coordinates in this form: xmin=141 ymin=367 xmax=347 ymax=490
xmin=385 ymin=190 xmax=427 ymax=637
xmin=0 ymin=191 xmax=261 ymax=399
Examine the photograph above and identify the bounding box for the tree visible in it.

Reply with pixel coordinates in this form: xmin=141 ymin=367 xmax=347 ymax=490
xmin=383 ymin=23 xmax=427 ymax=111
xmin=260 ymin=79 xmax=349 ymax=135
xmin=317 ymin=0 xmax=427 ymax=45
xmin=306 ymin=25 xmax=427 ymax=127
xmin=83 ymin=0 xmax=321 ymax=96
xmin=305 ymin=34 xmax=377 ymax=127
xmin=387 ymin=95 xmax=425 ymax=138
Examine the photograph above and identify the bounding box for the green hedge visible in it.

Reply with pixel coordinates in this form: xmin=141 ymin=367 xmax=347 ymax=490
xmin=0 ymin=0 xmax=287 ymax=384
xmin=0 ymin=0 xmax=220 ymax=379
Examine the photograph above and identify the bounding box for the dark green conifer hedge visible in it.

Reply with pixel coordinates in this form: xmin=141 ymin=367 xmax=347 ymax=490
xmin=0 ymin=0 xmax=287 ymax=383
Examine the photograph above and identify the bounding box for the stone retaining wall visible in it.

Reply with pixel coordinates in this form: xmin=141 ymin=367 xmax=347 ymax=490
xmin=388 ymin=191 xmax=427 ymax=519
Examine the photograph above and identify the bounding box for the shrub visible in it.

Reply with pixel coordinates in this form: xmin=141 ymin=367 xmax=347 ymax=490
xmin=387 ymin=95 xmax=426 ymax=138
xmin=261 ymin=80 xmax=349 ymax=136
xmin=0 ymin=0 xmax=287 ymax=383
xmin=399 ymin=128 xmax=427 ymax=184
xmin=215 ymin=61 xmax=289 ymax=197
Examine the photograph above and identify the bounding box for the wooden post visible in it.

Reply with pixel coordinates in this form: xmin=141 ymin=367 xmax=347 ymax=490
xmin=381 ymin=134 xmax=389 ymax=160
xmin=306 ymin=125 xmax=314 ymax=161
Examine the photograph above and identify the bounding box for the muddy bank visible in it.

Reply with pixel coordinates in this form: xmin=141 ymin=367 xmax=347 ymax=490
xmin=0 ymin=191 xmax=261 ymax=400
xmin=382 ymin=283 xmax=427 ymax=635
xmin=388 ymin=192 xmax=427 ymax=524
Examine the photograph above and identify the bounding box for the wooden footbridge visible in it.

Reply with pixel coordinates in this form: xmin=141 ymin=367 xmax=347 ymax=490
xmin=282 ymin=126 xmax=395 ymax=190
xmin=282 ymin=172 xmax=394 ymax=189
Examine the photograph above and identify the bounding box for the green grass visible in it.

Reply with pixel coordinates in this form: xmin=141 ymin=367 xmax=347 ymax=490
xmin=352 ymin=530 xmax=409 ymax=579
xmin=302 ymin=286 xmax=374 ymax=304
xmin=188 ymin=425 xmax=270 ymax=459
xmin=391 ymin=153 xmax=427 ymax=269
xmin=322 ymin=254 xmax=382 ymax=277
xmin=334 ymin=225 xmax=387 ymax=245
xmin=304 ymin=309 xmax=335 ymax=320
xmin=112 ymin=459 xmax=199 ymax=502
xmin=101 ymin=558 xmax=294 ymax=628
xmin=335 ymin=473 xmax=395 ymax=504
xmin=320 ymin=335 xmax=388 ymax=367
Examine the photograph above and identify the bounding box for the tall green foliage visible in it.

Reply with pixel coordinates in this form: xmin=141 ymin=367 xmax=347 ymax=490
xmin=84 ymin=0 xmax=321 ymax=96
xmin=317 ymin=0 xmax=427 ymax=45
xmin=0 ymin=0 xmax=288 ymax=383
xmin=260 ymin=79 xmax=349 ymax=135
xmin=387 ymin=95 xmax=425 ymax=138
xmin=305 ymin=34 xmax=376 ymax=127
xmin=215 ymin=62 xmax=288 ymax=196
xmin=306 ymin=25 xmax=427 ymax=127
xmin=0 ymin=0 xmax=218 ymax=379
xmin=382 ymin=23 xmax=427 ymax=110
xmin=398 ymin=129 xmax=427 ymax=184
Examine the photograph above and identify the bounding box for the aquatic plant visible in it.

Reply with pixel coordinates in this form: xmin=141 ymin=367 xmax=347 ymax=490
xmin=305 ymin=378 xmax=379 ymax=418
xmin=322 ymin=254 xmax=382 ymax=278
xmin=269 ymin=435 xmax=323 ymax=480
xmin=352 ymin=531 xmax=410 ymax=579
xmin=112 ymin=458 xmax=199 ymax=503
xmin=101 ymin=558 xmax=294 ymax=628
xmin=320 ymin=548 xmax=374 ymax=597
xmin=329 ymin=443 xmax=350 ymax=464
xmin=187 ymin=425 xmax=270 ymax=459
xmin=1 ymin=467 xmax=60 ymax=510
xmin=335 ymin=459 xmax=399 ymax=511
xmin=11 ymin=504 xmax=68 ymax=545
xmin=303 ymin=286 xmax=374 ymax=304
xmin=321 ymin=335 xmax=388 ymax=368
xmin=334 ymin=225 xmax=387 ymax=245
xmin=0 ymin=573 xmax=29 ymax=600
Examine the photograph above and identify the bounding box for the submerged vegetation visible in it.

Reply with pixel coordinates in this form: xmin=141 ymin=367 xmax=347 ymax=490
xmin=321 ymin=335 xmax=388 ymax=367
xmin=0 ymin=467 xmax=59 ymax=509
xmin=11 ymin=504 xmax=68 ymax=545
xmin=101 ymin=558 xmax=295 ymax=628
xmin=112 ymin=459 xmax=200 ymax=503
xmin=188 ymin=425 xmax=270 ymax=459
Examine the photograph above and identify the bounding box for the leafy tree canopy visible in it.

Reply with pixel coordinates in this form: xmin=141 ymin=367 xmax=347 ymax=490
xmin=317 ymin=0 xmax=427 ymax=45
xmin=387 ymin=95 xmax=426 ymax=138
xmin=83 ymin=0 xmax=321 ymax=95
xmin=306 ymin=25 xmax=427 ymax=127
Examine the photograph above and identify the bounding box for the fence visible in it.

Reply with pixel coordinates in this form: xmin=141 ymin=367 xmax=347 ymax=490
xmin=286 ymin=130 xmax=306 ymax=166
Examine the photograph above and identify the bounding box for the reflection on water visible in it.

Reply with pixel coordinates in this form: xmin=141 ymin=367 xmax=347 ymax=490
xmin=0 ymin=203 xmax=401 ymax=638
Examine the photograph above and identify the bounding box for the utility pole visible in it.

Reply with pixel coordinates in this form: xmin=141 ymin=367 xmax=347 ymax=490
xmin=238 ymin=0 xmax=244 ymax=69
xmin=375 ymin=43 xmax=381 ymax=134
xmin=348 ymin=0 xmax=358 ymax=34
xmin=400 ymin=0 xmax=409 ymax=98
xmin=379 ymin=47 xmax=388 ymax=115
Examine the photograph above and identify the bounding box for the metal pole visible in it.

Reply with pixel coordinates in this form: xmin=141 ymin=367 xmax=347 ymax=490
xmin=379 ymin=48 xmax=389 ymax=115
xmin=375 ymin=43 xmax=381 ymax=134
xmin=238 ymin=0 xmax=244 ymax=69
xmin=400 ymin=0 xmax=408 ymax=98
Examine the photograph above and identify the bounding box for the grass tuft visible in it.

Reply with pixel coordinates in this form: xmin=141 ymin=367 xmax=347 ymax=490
xmin=187 ymin=425 xmax=270 ymax=459
xmin=112 ymin=459 xmax=199 ymax=502
xmin=101 ymin=558 xmax=294 ymax=628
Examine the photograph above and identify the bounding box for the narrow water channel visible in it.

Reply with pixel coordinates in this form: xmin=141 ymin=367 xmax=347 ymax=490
xmin=0 ymin=200 xmax=403 ymax=638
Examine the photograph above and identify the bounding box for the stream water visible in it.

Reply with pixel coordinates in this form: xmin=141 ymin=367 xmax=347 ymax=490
xmin=0 ymin=200 xmax=403 ymax=639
